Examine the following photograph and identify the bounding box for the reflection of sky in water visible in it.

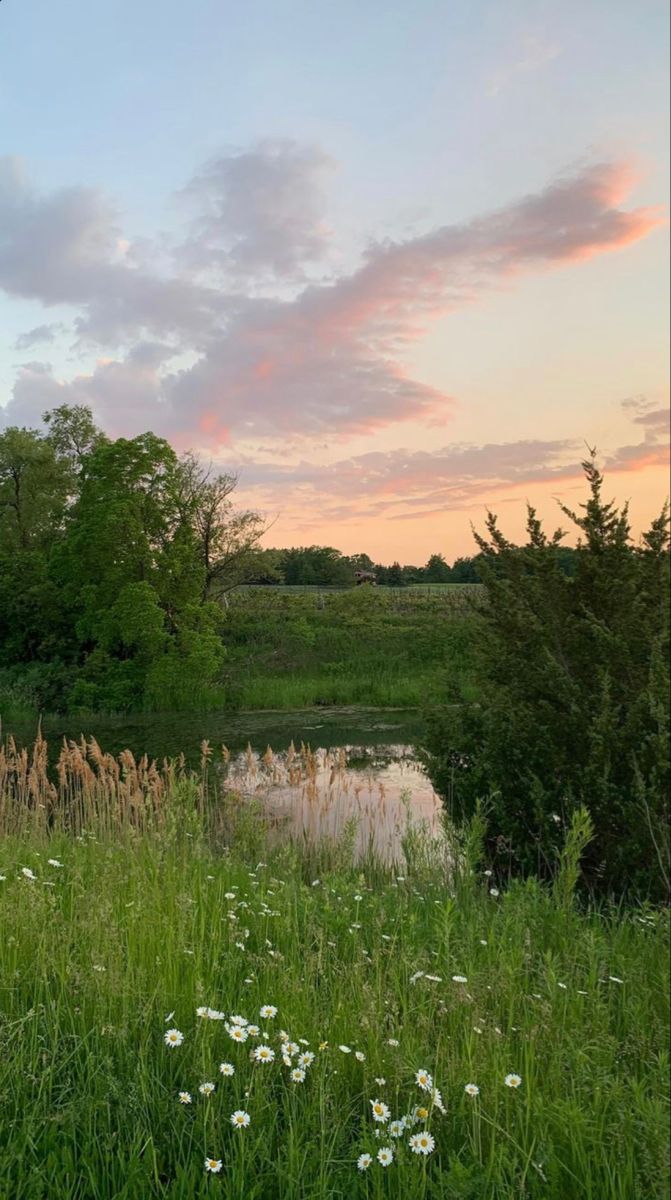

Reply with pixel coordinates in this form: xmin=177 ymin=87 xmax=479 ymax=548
xmin=223 ymin=743 xmax=442 ymax=864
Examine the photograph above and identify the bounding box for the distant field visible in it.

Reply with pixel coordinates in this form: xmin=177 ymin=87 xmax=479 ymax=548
xmin=222 ymin=585 xmax=480 ymax=710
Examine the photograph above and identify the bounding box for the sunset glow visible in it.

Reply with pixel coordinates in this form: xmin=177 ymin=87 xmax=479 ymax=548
xmin=1 ymin=0 xmax=668 ymax=561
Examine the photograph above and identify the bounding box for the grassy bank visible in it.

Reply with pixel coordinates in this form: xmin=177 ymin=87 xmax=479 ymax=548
xmin=222 ymin=586 xmax=479 ymax=711
xmin=0 ymin=742 xmax=668 ymax=1199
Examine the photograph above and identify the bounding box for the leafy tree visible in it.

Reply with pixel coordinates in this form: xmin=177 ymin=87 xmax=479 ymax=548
xmin=280 ymin=546 xmax=354 ymax=587
xmin=424 ymin=553 xmax=451 ymax=582
xmin=385 ymin=562 xmax=405 ymax=587
xmin=425 ymin=457 xmax=670 ymax=899
xmin=175 ymin=456 xmax=266 ymax=598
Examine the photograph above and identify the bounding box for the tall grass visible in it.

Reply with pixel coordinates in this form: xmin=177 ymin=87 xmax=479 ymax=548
xmin=0 ymin=739 xmax=668 ymax=1199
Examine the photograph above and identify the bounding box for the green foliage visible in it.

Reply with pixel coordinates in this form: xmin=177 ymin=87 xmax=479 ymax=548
xmin=0 ymin=408 xmax=268 ymax=714
xmin=425 ymin=458 xmax=670 ymax=900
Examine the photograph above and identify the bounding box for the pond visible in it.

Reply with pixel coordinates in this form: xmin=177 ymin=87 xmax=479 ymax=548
xmin=2 ymin=706 xmax=444 ymax=863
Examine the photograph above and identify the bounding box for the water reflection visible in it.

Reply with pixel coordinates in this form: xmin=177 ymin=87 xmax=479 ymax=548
xmin=223 ymin=742 xmax=443 ymax=864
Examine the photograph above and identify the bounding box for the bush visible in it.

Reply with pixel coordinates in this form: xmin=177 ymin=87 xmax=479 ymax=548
xmin=425 ymin=457 xmax=670 ymax=900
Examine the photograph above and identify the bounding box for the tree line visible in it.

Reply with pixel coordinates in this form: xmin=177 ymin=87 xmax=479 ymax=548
xmin=243 ymin=545 xmax=578 ymax=587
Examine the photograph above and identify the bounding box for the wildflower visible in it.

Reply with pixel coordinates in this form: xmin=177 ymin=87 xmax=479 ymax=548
xmin=298 ymin=1051 xmax=315 ymax=1068
xmin=558 ymin=982 xmax=567 ymax=990
xmin=480 ymin=939 xmax=488 ymax=945
xmin=230 ymin=1109 xmax=251 ymax=1129
xmin=47 ymin=859 xmax=63 ymax=868
xmin=290 ymin=1067 xmax=306 ymax=1083
xmin=224 ymin=892 xmax=236 ymax=899
xmin=464 ymin=1083 xmax=480 ymax=1097
xmin=196 ymin=1006 xmax=209 ymax=1019
xmin=425 ymin=974 xmax=443 ymax=982
xmin=431 ymin=1087 xmax=446 ymax=1114
xmin=285 ymin=1042 xmax=299 ymax=1056
xmin=282 ymin=1053 xmax=292 ymax=1067
xmin=415 ymin=1069 xmax=433 ymax=1092
xmin=409 ymin=971 xmax=424 ymax=985
xmin=219 ymin=1062 xmax=235 ymax=1077
xmin=204 ymin=1158 xmax=222 ymax=1174
xmin=376 ymin=1147 xmax=393 ymax=1167
xmin=319 ymin=1041 xmax=328 ymax=1051
xmin=253 ymin=1045 xmax=275 ymax=1064
xmin=164 ymin=1029 xmax=184 ymax=1048
xmin=21 ymin=867 xmax=36 ymax=881
xmin=389 ymin=1119 xmax=405 ymax=1138
xmin=489 ymin=888 xmax=500 ymax=897
xmin=199 ymin=1082 xmax=215 ymax=1096
xmin=370 ymin=1099 xmax=390 ymax=1123
xmin=609 ymin=975 xmax=624 ymax=984
xmin=229 ymin=1025 xmax=249 ymax=1044
xmin=0 ymin=876 xmax=5 ymax=882
xmin=230 ymin=1014 xmax=248 ymax=1026
xmin=375 ymin=1077 xmax=386 ymax=1087
xmin=357 ymin=1153 xmax=372 ymax=1171
xmin=504 ymin=1073 xmax=522 ymax=1089
xmin=415 ymin=1106 xmax=429 ymax=1121
xmin=452 ymin=975 xmax=468 ymax=984
xmin=483 ymin=869 xmax=492 ymax=877
xmin=298 ymin=1038 xmax=309 ymax=1046
xmin=338 ymin=1044 xmax=352 ymax=1054
xmin=260 ymin=1004 xmax=277 ymax=1019
xmin=247 ymin=1024 xmax=260 ymax=1037
xmin=409 ymin=1132 xmax=435 ymax=1156
xmin=165 ymin=1011 xmax=175 ymax=1023
xmin=235 ymin=941 xmax=246 ymax=950
xmin=355 ymin=1050 xmax=366 ymax=1062
xmin=387 ymin=1038 xmax=400 ymax=1047
xmin=178 ymin=1091 xmax=192 ymax=1104
xmin=353 ymin=893 xmax=363 ymax=901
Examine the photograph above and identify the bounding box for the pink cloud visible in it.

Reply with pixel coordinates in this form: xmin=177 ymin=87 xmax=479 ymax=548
xmin=1 ymin=154 xmax=664 ymax=446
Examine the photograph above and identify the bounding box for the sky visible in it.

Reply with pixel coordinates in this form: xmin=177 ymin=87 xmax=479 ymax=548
xmin=0 ymin=0 xmax=669 ymax=562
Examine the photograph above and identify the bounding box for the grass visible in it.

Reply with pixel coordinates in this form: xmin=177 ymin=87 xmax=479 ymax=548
xmin=0 ymin=737 xmax=668 ymax=1199
xmin=222 ymin=586 xmax=480 ymax=711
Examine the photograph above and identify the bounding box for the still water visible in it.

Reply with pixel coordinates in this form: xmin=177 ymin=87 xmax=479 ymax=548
xmin=4 ymin=707 xmax=443 ymax=862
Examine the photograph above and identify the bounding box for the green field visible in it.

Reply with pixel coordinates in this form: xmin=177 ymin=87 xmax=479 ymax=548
xmin=221 ymin=586 xmax=479 ymax=710
xmin=0 ymin=752 xmax=667 ymax=1200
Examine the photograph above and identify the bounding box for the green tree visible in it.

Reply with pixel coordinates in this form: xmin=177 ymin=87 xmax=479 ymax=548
xmin=425 ymin=457 xmax=670 ymax=899
xmin=424 ymin=553 xmax=451 ymax=582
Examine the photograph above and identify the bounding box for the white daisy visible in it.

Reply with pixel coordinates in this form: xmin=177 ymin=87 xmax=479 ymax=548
xmin=253 ymin=1045 xmax=275 ymax=1064
xmin=47 ymin=859 xmax=63 ymax=868
xmin=370 ymin=1099 xmax=390 ymax=1123
xmin=219 ymin=1062 xmax=235 ymax=1077
xmin=199 ymin=1082 xmax=215 ymax=1096
xmin=374 ymin=1077 xmax=386 ymax=1087
xmin=298 ymin=1051 xmax=315 ymax=1068
xmin=355 ymin=1050 xmax=366 ymax=1062
xmin=247 ymin=1024 xmax=260 ymax=1037
xmin=21 ymin=867 xmax=36 ymax=881
xmin=338 ymin=1044 xmax=352 ymax=1054
xmin=415 ymin=1069 xmax=433 ymax=1092
xmin=290 ymin=1067 xmax=306 ymax=1083
xmin=260 ymin=1004 xmax=277 ymax=1019
xmin=230 ymin=1109 xmax=251 ymax=1129
xmin=164 ymin=1029 xmax=184 ymax=1048
xmin=504 ymin=1073 xmax=522 ymax=1088
xmin=464 ymin=1083 xmax=480 ymax=1097
xmin=409 ymin=1132 xmax=435 ymax=1156
xmin=229 ymin=1025 xmax=249 ymax=1044
xmin=357 ymin=1152 xmax=372 ymax=1171
xmin=178 ymin=1091 xmax=192 ymax=1104
xmin=389 ymin=1119 xmax=405 ymax=1138
xmin=387 ymin=1038 xmax=400 ymax=1047
xmin=452 ymin=975 xmax=468 ymax=984
xmin=204 ymin=1158 xmax=222 ymax=1173
xmin=376 ymin=1147 xmax=393 ymax=1167
xmin=230 ymin=1014 xmax=248 ymax=1026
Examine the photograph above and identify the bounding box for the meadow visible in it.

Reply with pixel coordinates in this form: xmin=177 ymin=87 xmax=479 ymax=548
xmin=220 ymin=586 xmax=479 ymax=711
xmin=0 ymin=737 xmax=668 ymax=1200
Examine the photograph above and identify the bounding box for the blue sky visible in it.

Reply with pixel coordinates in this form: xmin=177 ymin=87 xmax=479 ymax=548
xmin=0 ymin=0 xmax=668 ymax=558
